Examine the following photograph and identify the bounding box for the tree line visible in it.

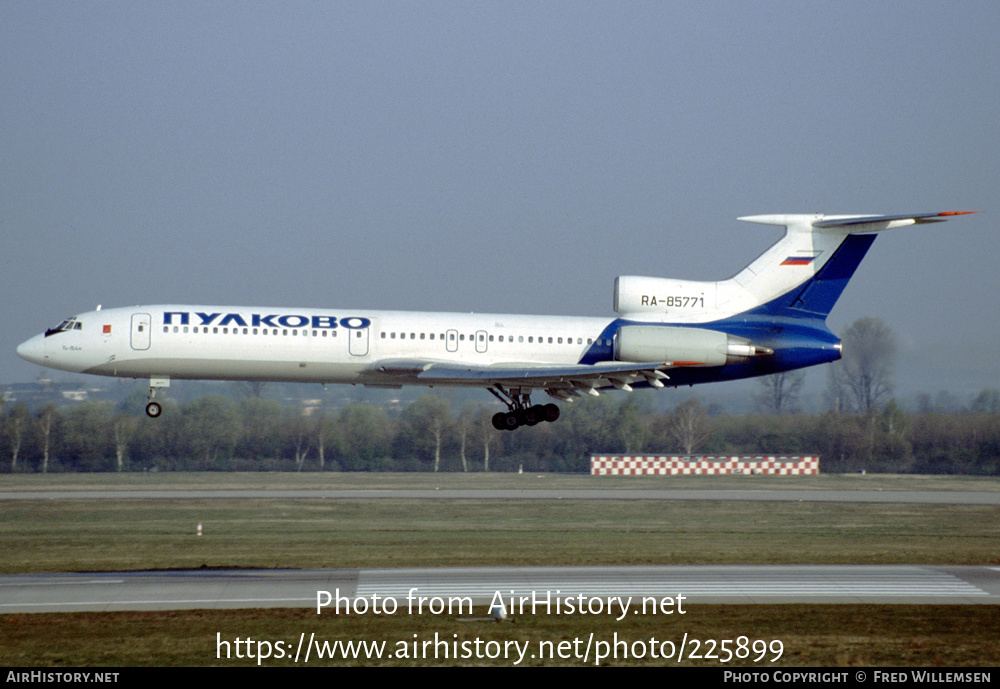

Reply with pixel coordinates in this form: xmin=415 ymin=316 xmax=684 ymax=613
xmin=1 ymin=390 xmax=997 ymax=475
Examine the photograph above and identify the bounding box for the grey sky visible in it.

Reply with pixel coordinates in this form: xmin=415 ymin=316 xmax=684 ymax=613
xmin=2 ymin=2 xmax=997 ymax=398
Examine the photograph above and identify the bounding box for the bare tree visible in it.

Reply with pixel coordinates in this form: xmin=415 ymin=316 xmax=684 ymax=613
xmin=7 ymin=403 xmax=28 ymax=471
xmin=232 ymin=381 xmax=268 ymax=399
xmin=401 ymin=396 xmax=451 ymax=471
xmin=825 ymin=362 xmax=850 ymax=414
xmin=38 ymin=404 xmax=56 ymax=473
xmin=314 ymin=412 xmax=342 ymax=470
xmin=289 ymin=412 xmax=312 ymax=471
xmin=455 ymin=403 xmax=482 ymax=472
xmin=668 ymin=398 xmax=708 ymax=454
xmin=113 ymin=414 xmax=138 ymax=472
xmin=754 ymin=371 xmax=805 ymax=414
xmin=971 ymin=388 xmax=1000 ymax=414
xmin=476 ymin=407 xmax=497 ymax=471
xmin=827 ymin=317 xmax=898 ymax=414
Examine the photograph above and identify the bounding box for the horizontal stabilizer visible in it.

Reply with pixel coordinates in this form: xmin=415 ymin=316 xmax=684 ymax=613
xmin=739 ymin=211 xmax=977 ymax=232
xmin=812 ymin=211 xmax=977 ymax=230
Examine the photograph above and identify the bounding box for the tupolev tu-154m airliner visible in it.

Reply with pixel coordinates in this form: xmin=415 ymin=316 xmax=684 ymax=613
xmin=17 ymin=212 xmax=974 ymax=430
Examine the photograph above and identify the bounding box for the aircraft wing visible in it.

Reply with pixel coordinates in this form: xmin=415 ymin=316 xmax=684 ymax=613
xmin=364 ymin=359 xmax=674 ymax=396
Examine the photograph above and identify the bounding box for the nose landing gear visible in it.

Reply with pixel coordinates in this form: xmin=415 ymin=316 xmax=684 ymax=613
xmin=145 ymin=377 xmax=169 ymax=418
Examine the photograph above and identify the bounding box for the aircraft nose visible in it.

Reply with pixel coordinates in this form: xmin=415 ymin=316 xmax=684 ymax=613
xmin=16 ymin=334 xmax=46 ymax=366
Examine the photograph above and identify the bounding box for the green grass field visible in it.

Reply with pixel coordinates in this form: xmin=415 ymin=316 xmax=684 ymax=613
xmin=1 ymin=473 xmax=998 ymax=666
xmin=4 ymin=471 xmax=998 ymax=493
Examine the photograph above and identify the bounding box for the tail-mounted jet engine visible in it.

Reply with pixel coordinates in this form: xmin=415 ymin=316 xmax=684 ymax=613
xmin=615 ymin=325 xmax=772 ymax=366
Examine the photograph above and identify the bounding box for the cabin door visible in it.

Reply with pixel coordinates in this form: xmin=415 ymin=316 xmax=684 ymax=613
xmin=348 ymin=327 xmax=369 ymax=356
xmin=130 ymin=313 xmax=151 ymax=350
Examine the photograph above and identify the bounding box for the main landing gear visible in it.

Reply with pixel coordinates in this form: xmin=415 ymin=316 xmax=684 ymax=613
xmin=488 ymin=385 xmax=560 ymax=431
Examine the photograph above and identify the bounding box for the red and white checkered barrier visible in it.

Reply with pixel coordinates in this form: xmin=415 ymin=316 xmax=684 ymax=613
xmin=590 ymin=455 xmax=820 ymax=475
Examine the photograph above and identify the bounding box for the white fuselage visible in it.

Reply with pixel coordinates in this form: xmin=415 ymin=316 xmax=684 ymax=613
xmin=17 ymin=305 xmax=618 ymax=385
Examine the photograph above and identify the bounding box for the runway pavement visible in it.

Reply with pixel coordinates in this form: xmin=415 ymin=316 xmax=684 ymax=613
xmin=2 ymin=565 xmax=998 ymax=613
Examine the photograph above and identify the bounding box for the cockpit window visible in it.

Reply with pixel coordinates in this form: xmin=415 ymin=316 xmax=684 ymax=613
xmin=44 ymin=317 xmax=81 ymax=337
